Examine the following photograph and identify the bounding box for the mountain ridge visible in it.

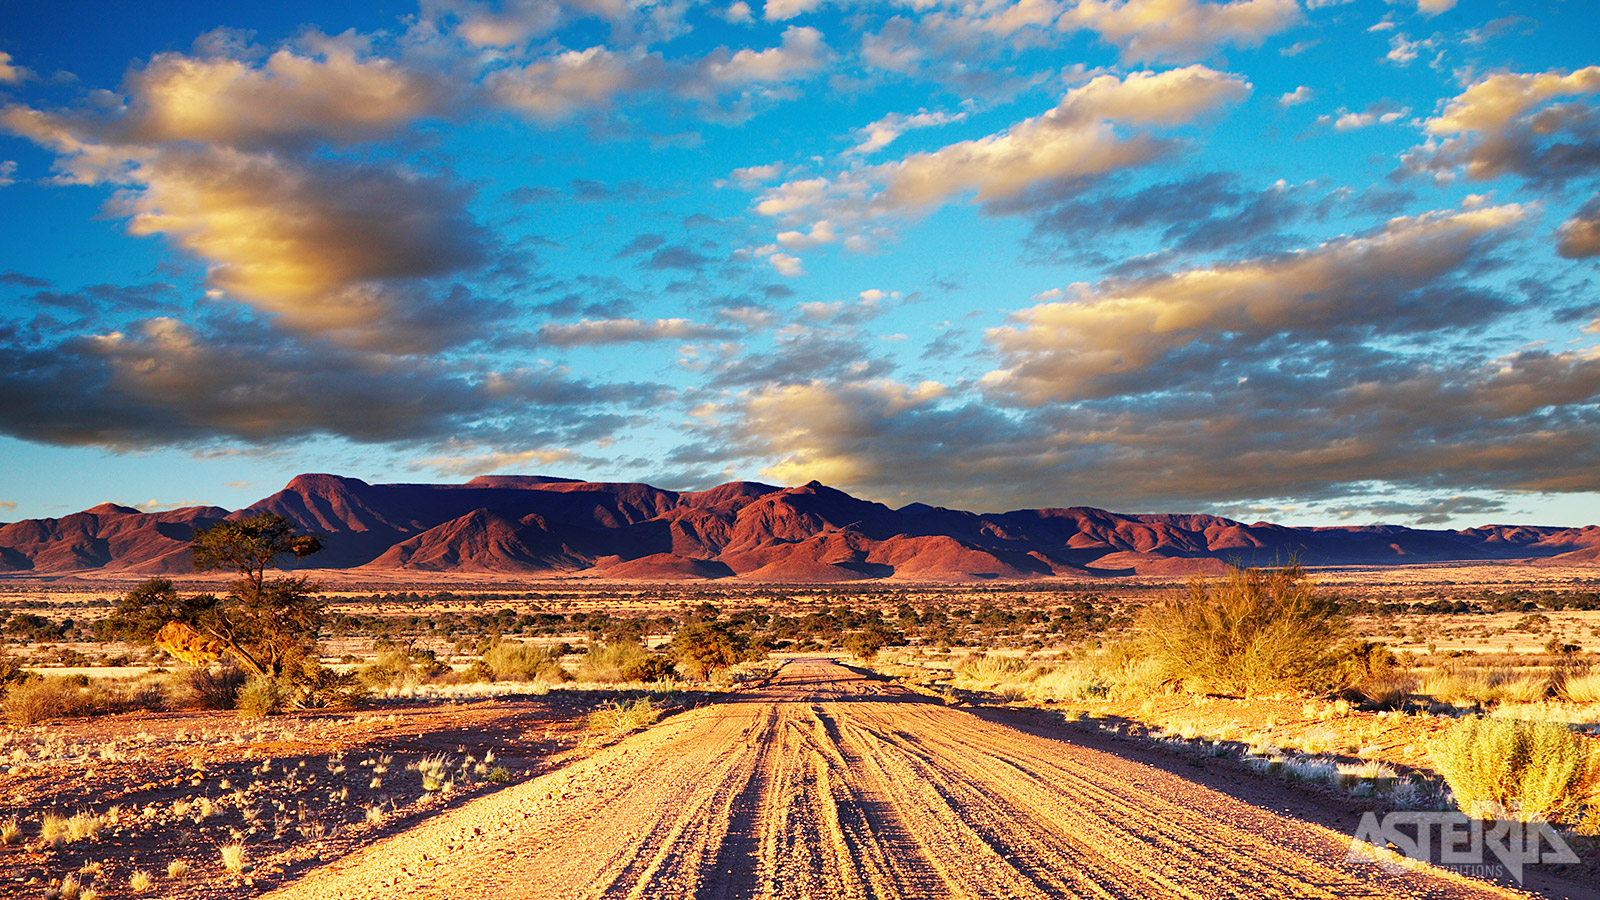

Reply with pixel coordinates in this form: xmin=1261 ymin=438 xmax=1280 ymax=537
xmin=2 ymin=474 xmax=1598 ymax=581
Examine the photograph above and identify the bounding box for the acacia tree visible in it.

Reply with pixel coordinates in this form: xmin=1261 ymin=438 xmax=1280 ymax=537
xmin=107 ymin=514 xmax=324 ymax=680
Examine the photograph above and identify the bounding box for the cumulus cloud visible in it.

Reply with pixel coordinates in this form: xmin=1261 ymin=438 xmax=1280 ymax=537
xmin=1278 ymin=85 xmax=1312 ymax=106
xmin=1 ymin=42 xmax=498 ymax=353
xmin=763 ymin=0 xmax=826 ymax=21
xmin=0 ymin=51 xmax=30 ymax=85
xmin=1405 ymin=66 xmax=1600 ymax=184
xmin=699 ymin=334 xmax=1600 ymax=512
xmin=697 ymin=25 xmax=828 ymax=86
xmin=120 ymin=149 xmax=485 ymax=310
xmin=873 ymin=66 xmax=1247 ymax=211
xmin=987 ymin=204 xmax=1526 ymax=403
xmin=537 ymin=317 xmax=738 ymax=346
xmin=1415 ymin=0 xmax=1456 ymax=15
xmin=487 ymin=27 xmax=828 ymax=122
xmin=0 ymin=160 xmax=14 ymax=187
xmin=1557 ymin=196 xmax=1600 ymax=259
xmin=1318 ymin=101 xmax=1408 ymax=130
xmin=0 ymin=316 xmax=657 ymax=449
xmin=1060 ymin=0 xmax=1303 ymax=64
xmin=119 ymin=44 xmax=450 ymax=149
xmin=486 ymin=46 xmax=648 ymax=122
xmin=755 ymin=66 xmax=1250 ymax=236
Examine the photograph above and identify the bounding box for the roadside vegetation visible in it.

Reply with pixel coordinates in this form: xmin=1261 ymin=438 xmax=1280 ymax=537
xmin=3 ymin=556 xmax=1599 ymax=892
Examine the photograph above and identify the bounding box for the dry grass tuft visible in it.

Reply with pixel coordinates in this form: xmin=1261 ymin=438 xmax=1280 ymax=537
xmin=587 ymin=697 xmax=661 ymax=736
xmin=219 ymin=842 xmax=247 ymax=874
xmin=1560 ymin=670 xmax=1600 ymax=704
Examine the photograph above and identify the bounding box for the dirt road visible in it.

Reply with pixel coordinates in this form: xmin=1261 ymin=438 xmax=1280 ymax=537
xmin=265 ymin=659 xmax=1531 ymax=899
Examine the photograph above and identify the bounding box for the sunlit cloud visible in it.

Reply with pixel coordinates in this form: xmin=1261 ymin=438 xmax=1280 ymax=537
xmin=1060 ymin=0 xmax=1304 ymax=63
xmin=985 ymin=204 xmax=1525 ymax=403
xmin=1405 ymin=66 xmax=1600 ymax=183
xmin=413 ymin=445 xmax=576 ymax=476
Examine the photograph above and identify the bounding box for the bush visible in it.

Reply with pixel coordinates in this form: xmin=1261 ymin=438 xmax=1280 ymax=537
xmin=1136 ymin=563 xmax=1347 ymax=696
xmin=290 ymin=664 xmax=368 ymax=708
xmin=1 ymin=677 xmax=89 ymax=724
xmin=479 ymin=640 xmax=568 ymax=682
xmin=237 ymin=675 xmax=287 ymax=718
xmin=587 ymin=697 xmax=660 ymax=736
xmin=844 ymin=629 xmax=888 ymax=662
xmin=358 ymin=646 xmax=449 ymax=690
xmin=577 ymin=641 xmax=652 ymax=683
xmin=671 ymin=622 xmax=749 ymax=680
xmin=172 ymin=665 xmax=246 ymax=710
xmin=1433 ymin=717 xmax=1600 ymax=824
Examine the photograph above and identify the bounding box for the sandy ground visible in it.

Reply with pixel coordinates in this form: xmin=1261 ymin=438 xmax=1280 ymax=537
xmin=262 ymin=659 xmax=1557 ymax=900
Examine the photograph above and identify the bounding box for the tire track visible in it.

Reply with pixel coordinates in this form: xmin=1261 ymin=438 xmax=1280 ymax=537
xmin=265 ymin=660 xmax=1535 ymax=900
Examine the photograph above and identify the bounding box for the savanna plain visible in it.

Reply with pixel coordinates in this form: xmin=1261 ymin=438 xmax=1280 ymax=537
xmin=2 ymin=564 xmax=1598 ymax=899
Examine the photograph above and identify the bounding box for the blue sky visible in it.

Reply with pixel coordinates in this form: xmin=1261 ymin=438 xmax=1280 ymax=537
xmin=2 ymin=0 xmax=1598 ymax=528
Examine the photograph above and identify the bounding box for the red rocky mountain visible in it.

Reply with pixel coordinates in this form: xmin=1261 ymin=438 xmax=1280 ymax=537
xmin=2 ymin=474 xmax=1598 ymax=581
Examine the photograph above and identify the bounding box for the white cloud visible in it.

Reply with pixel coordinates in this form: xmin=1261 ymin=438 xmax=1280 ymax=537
xmin=846 ymin=108 xmax=968 ymax=155
xmin=731 ymin=162 xmax=784 ymax=183
xmin=0 ymin=160 xmax=14 ymax=187
xmin=1320 ymin=104 xmax=1408 ymax=130
xmin=1416 ymin=0 xmax=1456 ymax=15
xmin=487 ymin=46 xmax=647 ymax=122
xmin=1384 ymin=32 xmax=1429 ymax=66
xmin=768 ymin=252 xmax=805 ymax=276
xmin=699 ymin=25 xmax=828 ymax=86
xmin=775 ymin=220 xmax=837 ymax=248
xmin=1278 ymin=85 xmax=1312 ymax=106
xmin=1060 ymin=0 xmax=1304 ymax=63
xmin=0 ymin=51 xmax=29 ymax=85
xmin=868 ymin=66 xmax=1250 ymax=212
xmin=721 ymin=2 xmax=755 ymax=23
xmin=763 ymin=0 xmax=826 ymax=21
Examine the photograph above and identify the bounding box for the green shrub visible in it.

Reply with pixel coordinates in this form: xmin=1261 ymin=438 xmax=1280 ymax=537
xmin=290 ymin=664 xmax=368 ymax=708
xmin=480 ymin=640 xmax=568 ymax=682
xmin=671 ymin=622 xmax=748 ymax=680
xmin=1433 ymin=717 xmax=1600 ymax=824
xmin=577 ymin=641 xmax=652 ymax=683
xmin=358 ymin=646 xmax=449 ymax=690
xmin=623 ymin=654 xmax=678 ymax=683
xmin=236 ymin=675 xmax=287 ymax=718
xmin=844 ymin=629 xmax=888 ymax=662
xmin=1136 ymin=563 xmax=1347 ymax=696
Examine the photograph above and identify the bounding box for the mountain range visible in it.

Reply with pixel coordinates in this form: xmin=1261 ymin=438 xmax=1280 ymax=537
xmin=2 ymin=474 xmax=1598 ymax=581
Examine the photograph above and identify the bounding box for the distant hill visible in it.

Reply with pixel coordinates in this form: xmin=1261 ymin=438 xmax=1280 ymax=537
xmin=2 ymin=473 xmax=1598 ymax=581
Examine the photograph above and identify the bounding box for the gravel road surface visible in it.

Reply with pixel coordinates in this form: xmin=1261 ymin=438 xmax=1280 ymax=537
xmin=264 ymin=659 xmax=1534 ymax=899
